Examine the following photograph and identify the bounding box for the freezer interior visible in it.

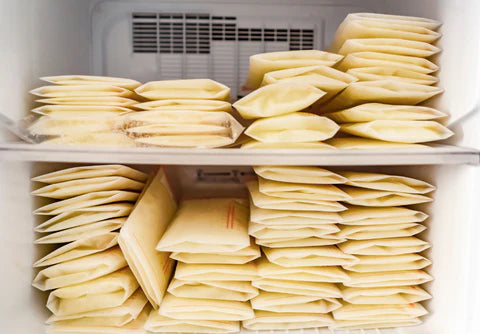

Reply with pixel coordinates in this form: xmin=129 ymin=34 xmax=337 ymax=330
xmin=0 ymin=0 xmax=479 ymax=333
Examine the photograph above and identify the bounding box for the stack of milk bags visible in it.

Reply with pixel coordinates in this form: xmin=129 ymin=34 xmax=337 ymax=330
xmin=235 ymin=50 xmax=356 ymax=149
xmin=127 ymin=79 xmax=244 ymax=148
xmin=323 ymin=13 xmax=453 ymax=148
xmin=29 ymin=75 xmax=141 ymax=147
xmin=146 ymin=198 xmax=261 ymax=333
xmin=244 ymin=166 xmax=355 ymax=330
xmin=31 ymin=165 xmax=150 ymax=333
xmin=333 ymin=171 xmax=434 ymax=329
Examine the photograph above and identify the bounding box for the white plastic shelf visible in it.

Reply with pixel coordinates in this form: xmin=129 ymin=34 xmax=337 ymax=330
xmin=0 ymin=142 xmax=478 ymax=166
xmin=241 ymin=328 xmax=400 ymax=334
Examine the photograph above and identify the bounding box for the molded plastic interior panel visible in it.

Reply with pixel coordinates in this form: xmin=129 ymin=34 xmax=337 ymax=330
xmin=0 ymin=0 xmax=93 ymax=136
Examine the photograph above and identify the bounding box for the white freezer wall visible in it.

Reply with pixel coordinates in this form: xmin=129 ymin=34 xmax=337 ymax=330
xmin=0 ymin=0 xmax=93 ymax=137
xmin=0 ymin=1 xmax=94 ymax=330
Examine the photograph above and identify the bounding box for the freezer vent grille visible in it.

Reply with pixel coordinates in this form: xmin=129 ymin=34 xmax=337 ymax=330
xmin=132 ymin=12 xmax=315 ymax=53
xmin=132 ymin=12 xmax=211 ymax=54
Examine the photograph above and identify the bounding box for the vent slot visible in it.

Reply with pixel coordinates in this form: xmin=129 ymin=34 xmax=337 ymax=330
xmin=237 ymin=27 xmax=292 ymax=43
xmin=132 ymin=12 xmax=315 ymax=54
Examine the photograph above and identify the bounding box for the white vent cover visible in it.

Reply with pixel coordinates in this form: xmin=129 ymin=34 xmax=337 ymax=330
xmin=132 ymin=12 xmax=314 ymax=55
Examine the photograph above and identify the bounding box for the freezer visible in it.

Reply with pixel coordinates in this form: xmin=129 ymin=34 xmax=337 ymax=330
xmin=0 ymin=1 xmax=480 ymax=334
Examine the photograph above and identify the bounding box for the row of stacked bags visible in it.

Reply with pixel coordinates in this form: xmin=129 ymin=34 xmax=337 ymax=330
xmin=29 ymin=76 xmax=142 ymax=147
xmin=148 ymin=198 xmax=260 ymax=332
xmin=29 ymin=76 xmax=244 ymax=148
xmin=31 ymin=163 xmax=434 ymax=332
xmin=324 ymin=13 xmax=452 ymax=147
xmin=236 ymin=12 xmax=453 ymax=149
xmin=234 ymin=50 xmax=349 ymax=149
xmin=31 ymin=165 xmax=151 ymax=333
xmin=245 ymin=166 xmax=434 ymax=330
xmin=128 ymin=79 xmax=243 ymax=148
xmin=243 ymin=166 xmax=350 ymax=329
